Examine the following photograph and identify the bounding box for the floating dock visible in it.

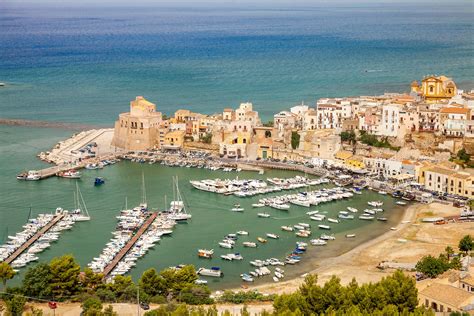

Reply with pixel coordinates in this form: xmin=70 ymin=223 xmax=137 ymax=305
xmin=3 ymin=213 xmax=65 ymax=264
xmin=102 ymin=212 xmax=158 ymax=277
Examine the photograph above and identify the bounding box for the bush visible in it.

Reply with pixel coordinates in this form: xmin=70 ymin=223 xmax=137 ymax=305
xmin=218 ymin=290 xmax=274 ymax=304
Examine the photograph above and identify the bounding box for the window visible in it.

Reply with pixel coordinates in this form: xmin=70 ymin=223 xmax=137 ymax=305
xmin=429 ymin=86 xmax=434 ymax=93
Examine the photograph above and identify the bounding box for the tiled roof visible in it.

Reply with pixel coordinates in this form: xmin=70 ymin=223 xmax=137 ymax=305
xmin=420 ymin=283 xmax=473 ymax=308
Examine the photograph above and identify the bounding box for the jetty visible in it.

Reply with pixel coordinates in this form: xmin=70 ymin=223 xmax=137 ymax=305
xmin=3 ymin=213 xmax=65 ymax=264
xmin=102 ymin=212 xmax=158 ymax=277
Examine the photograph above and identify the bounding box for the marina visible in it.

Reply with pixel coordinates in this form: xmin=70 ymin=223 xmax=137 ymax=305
xmin=3 ymin=160 xmax=405 ymax=289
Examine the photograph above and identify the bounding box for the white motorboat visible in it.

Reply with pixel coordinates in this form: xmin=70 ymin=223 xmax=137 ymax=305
xmin=231 ymin=204 xmax=244 ymax=212
xmin=281 ymin=226 xmax=294 ymax=232
xmin=345 ymin=234 xmax=356 ymax=238
xmin=310 ymin=239 xmax=327 ymax=246
xmin=243 ymin=242 xmax=257 ymax=248
xmin=252 ymin=203 xmax=265 ymax=208
xmin=347 ymin=207 xmax=358 ymax=213
xmin=396 ymin=201 xmax=407 ymax=205
xmin=318 ymin=225 xmax=331 ymax=230
xmin=368 ymin=201 xmax=383 ymax=207
xmin=197 ymin=267 xmax=222 ymax=277
xmin=236 ymin=230 xmax=249 ymax=235
xmin=358 ymin=215 xmax=374 ymax=220
xmin=266 ymin=233 xmax=279 ymax=239
xmin=195 ymin=279 xmax=208 ymax=285
xmin=219 ymin=241 xmax=233 ymax=249
xmin=257 ymin=213 xmax=271 ymax=218
xmin=327 ymin=218 xmax=339 ymax=223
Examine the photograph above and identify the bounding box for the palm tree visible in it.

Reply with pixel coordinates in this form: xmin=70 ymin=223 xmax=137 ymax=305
xmin=0 ymin=262 xmax=16 ymax=290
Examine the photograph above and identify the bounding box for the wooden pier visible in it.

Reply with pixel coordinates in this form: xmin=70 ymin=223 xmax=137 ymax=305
xmin=102 ymin=212 xmax=158 ymax=277
xmin=4 ymin=213 xmax=65 ymax=264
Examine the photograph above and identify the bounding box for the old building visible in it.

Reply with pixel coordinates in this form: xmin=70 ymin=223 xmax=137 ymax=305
xmin=439 ymin=107 xmax=470 ymax=137
xmin=419 ymin=283 xmax=474 ymax=314
xmin=112 ymin=96 xmax=162 ymax=151
xmin=411 ymin=75 xmax=457 ymax=103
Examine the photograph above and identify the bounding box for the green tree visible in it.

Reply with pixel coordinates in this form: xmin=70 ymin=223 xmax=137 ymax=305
xmin=415 ymin=255 xmax=449 ymax=278
xmin=82 ymin=268 xmax=104 ymax=292
xmin=21 ymin=263 xmax=52 ymax=299
xmin=457 ymin=148 xmax=471 ymax=163
xmin=199 ymin=133 xmax=212 ymax=144
xmin=291 ymin=131 xmax=300 ymax=150
xmin=103 ymin=305 xmax=118 ymax=316
xmin=0 ymin=262 xmax=16 ymax=290
xmin=378 ymin=270 xmax=418 ymax=312
xmin=459 ymin=235 xmax=473 ymax=254
xmin=4 ymin=294 xmax=26 ymax=316
xmin=140 ymin=268 xmax=166 ymax=297
xmin=49 ymin=255 xmax=82 ymax=299
xmin=263 ymin=120 xmax=274 ymax=127
xmin=340 ymin=131 xmax=356 ymax=144
xmin=81 ymin=296 xmax=103 ymax=315
xmin=445 ymin=246 xmax=454 ymax=258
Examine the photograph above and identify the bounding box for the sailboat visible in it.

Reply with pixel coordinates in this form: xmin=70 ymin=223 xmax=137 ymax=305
xmin=167 ymin=176 xmax=192 ymax=222
xmin=71 ymin=182 xmax=91 ymax=221
xmin=140 ymin=172 xmax=148 ymax=210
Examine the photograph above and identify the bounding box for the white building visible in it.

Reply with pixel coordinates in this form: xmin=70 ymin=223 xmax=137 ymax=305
xmin=363 ymin=157 xmax=402 ymax=178
xmin=379 ymin=104 xmax=400 ymax=137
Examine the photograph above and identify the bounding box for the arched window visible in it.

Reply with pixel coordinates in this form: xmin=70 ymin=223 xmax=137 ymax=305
xmin=429 ymin=86 xmax=434 ymax=93
xmin=243 ymin=138 xmax=247 ymax=144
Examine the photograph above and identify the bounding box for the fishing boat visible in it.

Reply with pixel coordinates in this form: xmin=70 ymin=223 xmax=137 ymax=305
xmin=231 ymin=204 xmax=244 ymax=212
xmin=320 ymin=234 xmax=335 ymax=240
xmin=318 ymin=225 xmax=331 ymax=230
xmin=57 ymin=169 xmax=81 ymax=179
xmin=281 ymin=226 xmax=294 ymax=232
xmin=197 ymin=249 xmax=214 ymax=258
xmin=195 ymin=279 xmax=208 ymax=285
xmin=94 ymin=177 xmax=105 ymax=186
xmin=257 ymin=213 xmax=271 ymax=218
xmin=243 ymin=242 xmax=257 ymax=248
xmin=16 ymin=172 xmax=28 ymax=180
xmin=345 ymin=234 xmax=356 ymax=238
xmin=197 ymin=267 xmax=222 ymax=277
xmin=26 ymin=170 xmax=40 ymax=181
xmin=266 ymin=233 xmax=279 ymax=239
xmin=257 ymin=237 xmax=267 ymax=243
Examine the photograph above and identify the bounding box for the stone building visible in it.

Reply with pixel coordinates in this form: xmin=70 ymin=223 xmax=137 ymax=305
xmin=411 ymin=75 xmax=457 ymax=103
xmin=112 ymin=96 xmax=162 ymax=151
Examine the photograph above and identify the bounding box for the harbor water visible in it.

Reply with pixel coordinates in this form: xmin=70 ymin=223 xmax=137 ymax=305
xmin=0 ymin=126 xmax=405 ymax=289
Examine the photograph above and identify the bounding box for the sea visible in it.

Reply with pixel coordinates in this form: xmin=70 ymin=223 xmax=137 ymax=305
xmin=0 ymin=1 xmax=473 ymax=288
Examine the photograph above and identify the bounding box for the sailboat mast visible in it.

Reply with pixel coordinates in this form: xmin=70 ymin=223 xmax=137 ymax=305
xmin=141 ymin=172 xmax=146 ymax=205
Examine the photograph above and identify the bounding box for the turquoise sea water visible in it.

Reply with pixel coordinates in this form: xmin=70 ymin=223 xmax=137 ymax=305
xmin=0 ymin=2 xmax=473 ymax=288
xmin=0 ymin=2 xmax=473 ymax=123
xmin=0 ymin=126 xmax=404 ymax=288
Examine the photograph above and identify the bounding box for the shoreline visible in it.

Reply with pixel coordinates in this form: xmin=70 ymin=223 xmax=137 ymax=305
xmin=234 ymin=203 xmax=414 ymax=294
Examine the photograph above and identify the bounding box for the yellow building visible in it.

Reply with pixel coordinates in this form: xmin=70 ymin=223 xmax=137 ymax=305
xmin=163 ymin=130 xmax=185 ymax=149
xmin=411 ymin=75 xmax=457 ymax=103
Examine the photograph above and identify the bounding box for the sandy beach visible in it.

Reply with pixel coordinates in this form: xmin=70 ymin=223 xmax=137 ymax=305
xmin=245 ymin=201 xmax=470 ymax=294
